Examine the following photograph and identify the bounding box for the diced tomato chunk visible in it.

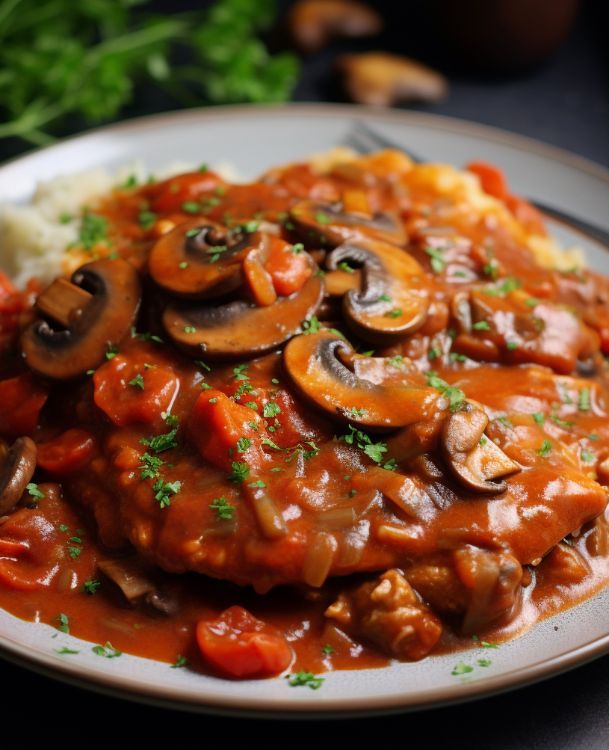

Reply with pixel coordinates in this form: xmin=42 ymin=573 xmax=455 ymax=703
xmin=505 ymin=194 xmax=546 ymax=234
xmin=37 ymin=428 xmax=96 ymax=474
xmin=149 ymin=172 xmax=225 ymax=214
xmin=196 ymin=606 xmax=292 ymax=678
xmin=93 ymin=355 xmax=179 ymax=427
xmin=0 ymin=489 xmax=93 ymax=590
xmin=466 ymin=161 xmax=509 ymax=201
xmin=264 ymin=236 xmax=312 ymax=297
xmin=189 ymin=389 xmax=266 ymax=473
xmin=0 ymin=373 xmax=48 ymax=438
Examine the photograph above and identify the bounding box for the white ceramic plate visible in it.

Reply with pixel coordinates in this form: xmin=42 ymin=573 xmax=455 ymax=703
xmin=1 ymin=104 xmax=609 ymax=717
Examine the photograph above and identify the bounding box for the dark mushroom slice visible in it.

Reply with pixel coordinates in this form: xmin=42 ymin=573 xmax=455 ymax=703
xmin=441 ymin=401 xmax=520 ymax=494
xmin=163 ymin=261 xmax=324 ymax=360
xmin=290 ymin=200 xmax=406 ymax=248
xmin=148 ymin=218 xmax=266 ymax=299
xmin=21 ymin=259 xmax=141 ymax=380
xmin=283 ymin=331 xmax=441 ymax=430
xmin=326 ymin=239 xmax=429 ymax=345
xmin=0 ymin=437 xmax=37 ymax=515
xmin=98 ymin=557 xmax=177 ymax=615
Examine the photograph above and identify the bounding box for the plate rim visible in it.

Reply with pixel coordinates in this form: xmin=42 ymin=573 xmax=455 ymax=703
xmin=1 ymin=102 xmax=609 ymax=716
xmin=1 ymin=102 xmax=608 ymax=186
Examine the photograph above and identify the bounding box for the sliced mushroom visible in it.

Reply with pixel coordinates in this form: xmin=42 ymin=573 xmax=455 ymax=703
xmin=441 ymin=402 xmax=520 ymax=494
xmin=326 ymin=239 xmax=429 ymax=345
xmin=283 ymin=331 xmax=440 ymax=430
xmin=98 ymin=557 xmax=177 ymax=615
xmin=337 ymin=52 xmax=448 ymax=107
xmin=0 ymin=437 xmax=37 ymax=515
xmin=148 ymin=218 xmax=264 ymax=299
xmin=21 ymin=259 xmax=141 ymax=380
xmin=290 ymin=200 xmax=406 ymax=248
xmin=163 ymin=260 xmax=324 ymax=359
xmin=288 ymin=0 xmax=382 ymax=54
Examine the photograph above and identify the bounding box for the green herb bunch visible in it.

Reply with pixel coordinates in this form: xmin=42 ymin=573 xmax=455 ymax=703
xmin=0 ymin=0 xmax=298 ymax=146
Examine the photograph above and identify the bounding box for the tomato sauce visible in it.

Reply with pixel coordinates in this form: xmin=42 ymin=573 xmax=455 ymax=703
xmin=1 ymin=151 xmax=609 ymax=680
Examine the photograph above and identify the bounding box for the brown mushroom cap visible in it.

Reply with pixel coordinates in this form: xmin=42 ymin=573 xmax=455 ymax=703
xmin=21 ymin=259 xmax=141 ymax=380
xmin=0 ymin=437 xmax=37 ymax=515
xmin=338 ymin=52 xmax=448 ymax=107
xmin=283 ymin=331 xmax=441 ymax=430
xmin=162 ymin=262 xmax=324 ymax=360
xmin=148 ymin=218 xmax=264 ymax=299
xmin=290 ymin=200 xmax=406 ymax=248
xmin=326 ymin=238 xmax=430 ymax=345
xmin=441 ymin=402 xmax=521 ymax=494
xmin=288 ymin=0 xmax=383 ymax=54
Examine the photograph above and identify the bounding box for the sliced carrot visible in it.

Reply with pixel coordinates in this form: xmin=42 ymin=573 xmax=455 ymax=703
xmin=264 ymin=236 xmax=312 ymax=297
xmin=149 ymin=172 xmax=225 ymax=214
xmin=0 ymin=374 xmax=48 ymax=437
xmin=37 ymin=429 xmax=96 ymax=475
xmin=466 ymin=161 xmax=509 ymax=201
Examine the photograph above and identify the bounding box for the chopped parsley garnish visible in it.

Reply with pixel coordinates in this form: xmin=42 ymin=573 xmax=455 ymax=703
xmin=152 ymin=479 xmax=181 ymax=509
xmin=228 ymin=461 xmax=249 ymax=484
xmin=68 ymin=545 xmax=82 ymax=559
xmin=183 ymin=325 xmax=197 ymax=334
xmin=181 ymin=201 xmax=201 ymax=214
xmin=377 ymin=293 xmax=392 ymax=303
xmin=477 ymin=658 xmax=492 ymax=668
xmin=322 ymin=644 xmax=334 ymax=655
xmin=129 ymin=373 xmax=145 ymax=390
xmin=578 ymin=387 xmax=591 ymax=412
xmin=302 ymin=315 xmax=321 ymax=335
xmin=345 ymin=407 xmax=368 ymax=419
xmin=385 ymin=308 xmax=403 ymax=319
xmin=424 ymin=246 xmax=445 ymax=273
xmin=57 ymin=613 xmax=70 ymax=633
xmin=550 ymin=415 xmax=574 ymax=429
xmin=315 ymin=211 xmax=331 ymax=225
xmin=581 ymin=449 xmax=595 ymax=463
xmin=236 ymin=437 xmax=251 ymax=453
xmin=83 ymin=579 xmax=101 ymax=595
xmin=506 ymin=340 xmax=519 ymax=351
xmin=472 ymin=320 xmax=491 ymax=331
xmin=139 ymin=452 xmax=165 ymax=480
xmin=263 ymin=401 xmax=281 ymax=418
xmin=425 ymin=371 xmax=465 ymax=412
xmin=131 ymin=329 xmax=164 ymax=344
xmin=171 ymin=655 xmax=188 ymax=669
xmin=77 ymin=210 xmax=110 ymax=251
xmin=428 ymin=347 xmax=440 ymax=360
xmin=286 ymin=671 xmax=325 ymax=690
xmin=483 ymin=277 xmax=521 ymax=297
xmin=341 ymin=425 xmax=394 ymax=468
xmin=210 ymin=496 xmax=236 ymax=521
xmin=532 ymin=412 xmax=545 ymax=425
xmin=138 ymin=210 xmax=157 ymax=230
xmin=537 ymin=439 xmax=553 ymax=457
xmin=55 ymin=647 xmax=80 ymax=655
xmin=261 ymin=437 xmax=281 ymax=450
xmin=140 ymin=427 xmax=178 ymax=454
xmin=286 ymin=441 xmax=320 ymax=462
xmin=337 ymin=261 xmax=355 ymax=273
xmin=92 ymin=642 xmax=122 ymax=658
xmin=248 ymin=479 xmax=266 ymax=489
xmin=451 ymin=662 xmax=474 ymax=676
xmin=26 ymin=482 xmax=45 ymax=500
xmin=179 ymin=261 xmax=189 ymax=269
xmin=106 ymin=344 xmax=119 ymax=360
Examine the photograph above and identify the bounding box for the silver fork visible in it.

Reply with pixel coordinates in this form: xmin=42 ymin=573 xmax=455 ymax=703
xmin=345 ymin=121 xmax=609 ymax=248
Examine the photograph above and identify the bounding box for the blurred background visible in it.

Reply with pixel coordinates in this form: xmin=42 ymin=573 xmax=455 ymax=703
xmin=0 ymin=0 xmax=607 ymax=165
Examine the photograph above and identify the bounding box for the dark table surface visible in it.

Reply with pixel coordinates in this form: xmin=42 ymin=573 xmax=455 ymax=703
xmin=1 ymin=3 xmax=608 ymax=746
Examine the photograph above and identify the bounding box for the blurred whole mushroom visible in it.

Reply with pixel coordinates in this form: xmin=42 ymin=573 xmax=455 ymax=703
xmin=288 ymin=0 xmax=383 ymax=53
xmin=337 ymin=52 xmax=448 ymax=107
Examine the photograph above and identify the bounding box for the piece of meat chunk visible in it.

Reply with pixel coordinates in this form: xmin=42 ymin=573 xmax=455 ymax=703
xmin=406 ymin=547 xmax=523 ymax=634
xmin=325 ymin=569 xmax=442 ymax=660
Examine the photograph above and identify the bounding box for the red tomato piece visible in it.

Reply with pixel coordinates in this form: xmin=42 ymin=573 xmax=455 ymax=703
xmin=37 ymin=428 xmax=96 ymax=474
xmin=189 ymin=389 xmax=266 ymax=473
xmin=93 ymin=355 xmax=179 ymax=427
xmin=505 ymin=194 xmax=546 ymax=235
xmin=196 ymin=606 xmax=293 ymax=678
xmin=0 ymin=490 xmax=83 ymax=591
xmin=149 ymin=172 xmax=225 ymax=214
xmin=264 ymin=236 xmax=312 ymax=297
xmin=0 ymin=373 xmax=48 ymax=437
xmin=466 ymin=161 xmax=509 ymax=202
